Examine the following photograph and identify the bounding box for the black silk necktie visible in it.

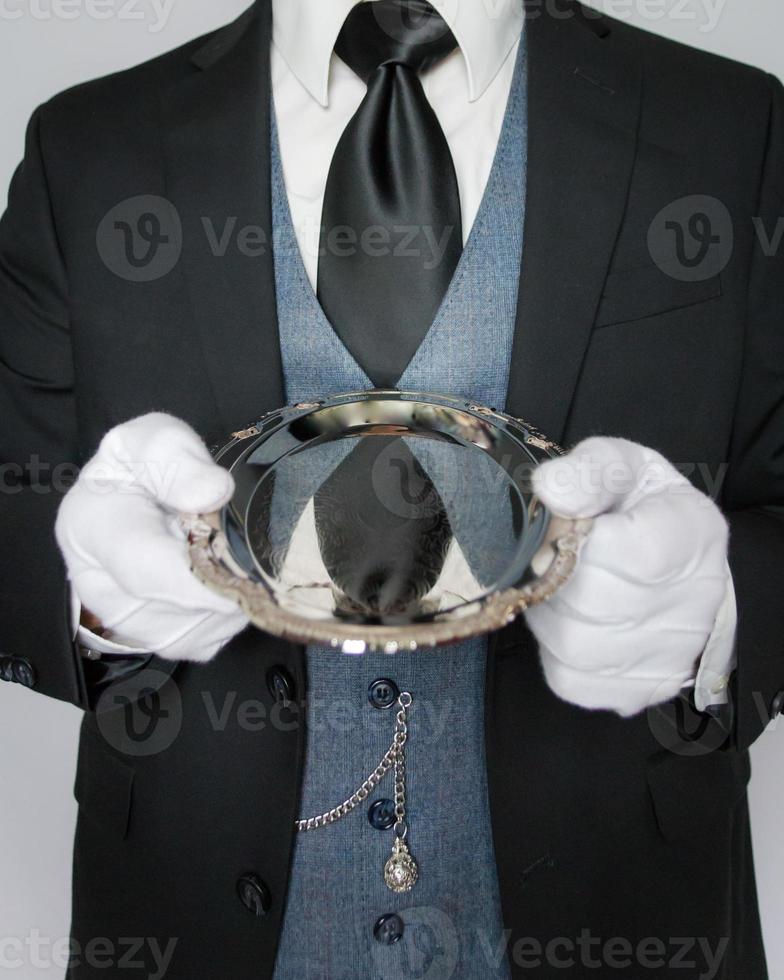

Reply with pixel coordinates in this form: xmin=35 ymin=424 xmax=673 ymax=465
xmin=317 ymin=0 xmax=463 ymax=388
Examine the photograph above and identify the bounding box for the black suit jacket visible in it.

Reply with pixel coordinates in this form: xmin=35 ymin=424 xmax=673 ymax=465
xmin=1 ymin=2 xmax=783 ymax=977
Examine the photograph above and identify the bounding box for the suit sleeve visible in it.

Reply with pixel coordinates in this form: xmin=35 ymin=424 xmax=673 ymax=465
xmin=0 ymin=105 xmax=86 ymax=708
xmin=723 ymin=73 xmax=784 ymax=751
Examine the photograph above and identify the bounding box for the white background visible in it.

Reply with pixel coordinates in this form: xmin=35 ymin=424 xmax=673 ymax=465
xmin=0 ymin=1 xmax=782 ymax=977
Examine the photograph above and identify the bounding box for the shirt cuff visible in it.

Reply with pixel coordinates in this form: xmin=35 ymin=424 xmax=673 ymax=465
xmin=693 ymin=560 xmax=737 ymax=713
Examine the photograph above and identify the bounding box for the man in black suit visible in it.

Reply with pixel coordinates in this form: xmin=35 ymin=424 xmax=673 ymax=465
xmin=1 ymin=1 xmax=782 ymax=977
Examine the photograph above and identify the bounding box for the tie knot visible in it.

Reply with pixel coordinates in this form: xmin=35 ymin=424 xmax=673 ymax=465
xmin=335 ymin=0 xmax=459 ymax=82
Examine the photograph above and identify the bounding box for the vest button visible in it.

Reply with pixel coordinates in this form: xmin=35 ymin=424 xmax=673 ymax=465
xmin=236 ymin=874 xmax=271 ymax=917
xmin=368 ymin=798 xmax=396 ymax=830
xmin=368 ymin=678 xmax=399 ymax=709
xmin=0 ymin=657 xmax=14 ymax=683
xmin=266 ymin=666 xmax=296 ymax=706
xmin=771 ymin=690 xmax=784 ymax=718
xmin=373 ymin=913 xmax=404 ymax=945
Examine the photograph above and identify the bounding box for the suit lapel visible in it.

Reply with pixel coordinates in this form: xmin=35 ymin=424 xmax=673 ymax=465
xmin=505 ymin=4 xmax=642 ymax=443
xmin=160 ymin=0 xmax=285 ymax=437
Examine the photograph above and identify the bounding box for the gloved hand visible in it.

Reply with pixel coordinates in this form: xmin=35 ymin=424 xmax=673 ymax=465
xmin=525 ymin=437 xmax=730 ymax=716
xmin=55 ymin=413 xmax=249 ymax=662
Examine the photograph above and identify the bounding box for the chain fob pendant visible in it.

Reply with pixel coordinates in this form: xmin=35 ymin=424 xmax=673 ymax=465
xmin=384 ymin=837 xmax=418 ymax=893
xmin=295 ymin=690 xmax=418 ymax=891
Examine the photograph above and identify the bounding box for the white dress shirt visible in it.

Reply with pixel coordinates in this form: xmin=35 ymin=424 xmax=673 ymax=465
xmin=76 ymin=0 xmax=735 ymax=713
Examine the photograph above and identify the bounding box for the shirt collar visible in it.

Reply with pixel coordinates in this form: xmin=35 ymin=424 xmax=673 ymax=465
xmin=271 ymin=0 xmax=524 ymax=107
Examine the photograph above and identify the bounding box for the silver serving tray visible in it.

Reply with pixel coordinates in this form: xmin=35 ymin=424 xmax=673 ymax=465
xmin=184 ymin=390 xmax=590 ymax=653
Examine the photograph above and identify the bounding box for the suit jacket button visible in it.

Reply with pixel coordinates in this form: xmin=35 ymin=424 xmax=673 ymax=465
xmin=236 ymin=874 xmax=271 ymax=916
xmin=368 ymin=678 xmax=399 ymax=709
xmin=12 ymin=658 xmax=36 ymax=689
xmin=771 ymin=690 xmax=784 ymax=718
xmin=266 ymin=666 xmax=296 ymax=706
xmin=374 ymin=913 xmax=404 ymax=945
xmin=0 ymin=657 xmax=14 ymax=683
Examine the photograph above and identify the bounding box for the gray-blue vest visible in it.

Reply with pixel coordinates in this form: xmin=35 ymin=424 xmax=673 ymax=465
xmin=271 ymin=36 xmax=527 ymax=979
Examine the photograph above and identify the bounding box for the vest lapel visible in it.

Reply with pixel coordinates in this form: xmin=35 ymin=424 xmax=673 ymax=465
xmin=505 ymin=4 xmax=642 ymax=443
xmin=160 ymin=0 xmax=285 ymax=436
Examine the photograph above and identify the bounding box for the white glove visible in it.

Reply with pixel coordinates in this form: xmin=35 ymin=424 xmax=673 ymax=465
xmin=525 ymin=437 xmax=730 ymax=716
xmin=55 ymin=413 xmax=249 ymax=663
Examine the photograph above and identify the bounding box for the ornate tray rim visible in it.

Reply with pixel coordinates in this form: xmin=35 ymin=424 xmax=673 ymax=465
xmin=184 ymin=391 xmax=591 ymax=653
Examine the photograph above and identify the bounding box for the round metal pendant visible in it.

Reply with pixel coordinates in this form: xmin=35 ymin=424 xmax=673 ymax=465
xmin=384 ymin=838 xmax=419 ymax=893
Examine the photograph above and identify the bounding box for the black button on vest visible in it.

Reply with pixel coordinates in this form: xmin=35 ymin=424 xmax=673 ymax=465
xmin=373 ymin=912 xmax=405 ymax=945
xmin=368 ymin=678 xmax=400 ymax=709
xmin=368 ymin=798 xmax=397 ymax=830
